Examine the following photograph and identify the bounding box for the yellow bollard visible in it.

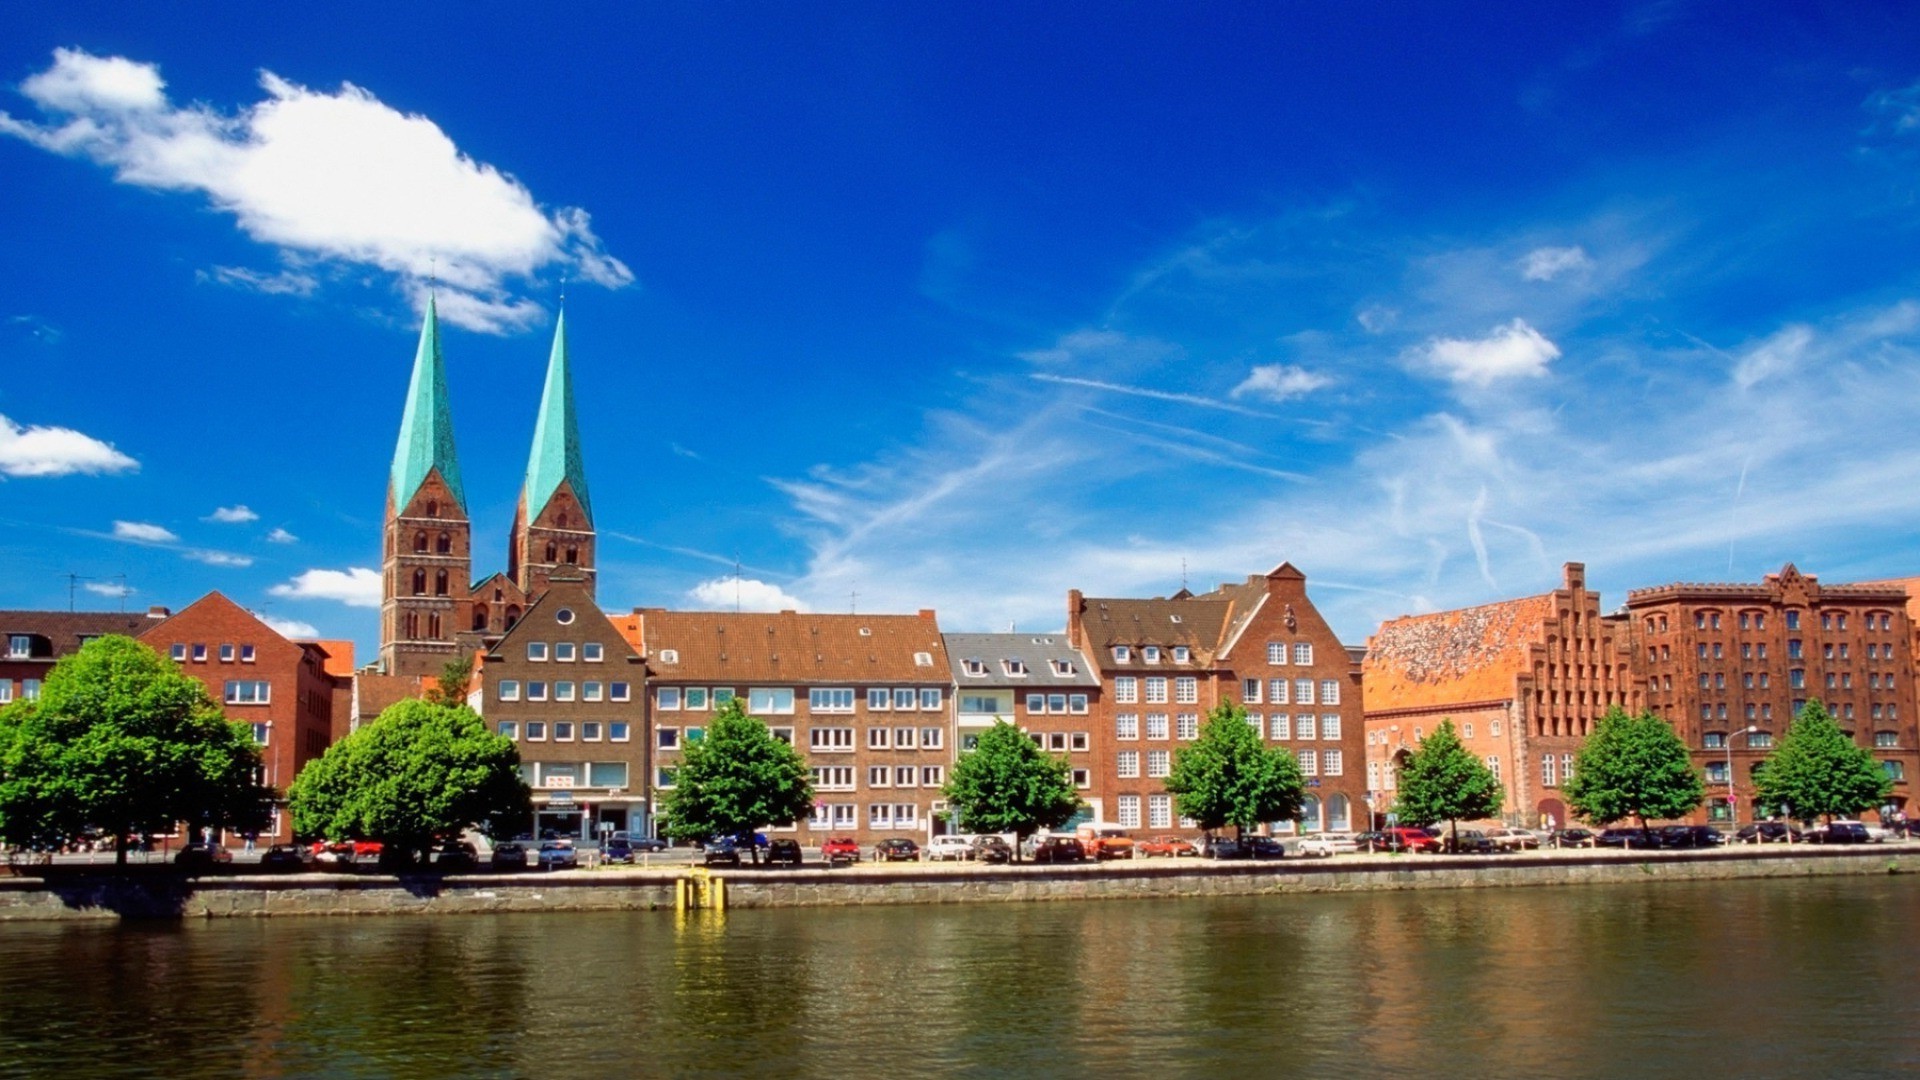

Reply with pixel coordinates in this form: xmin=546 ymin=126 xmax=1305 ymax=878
xmin=714 ymin=876 xmax=727 ymax=912
xmin=675 ymin=877 xmax=688 ymax=913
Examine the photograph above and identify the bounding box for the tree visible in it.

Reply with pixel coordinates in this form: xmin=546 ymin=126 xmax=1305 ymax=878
xmin=1164 ymin=701 xmax=1305 ymax=840
xmin=1754 ymin=699 xmax=1893 ymax=825
xmin=289 ymin=699 xmax=530 ymax=867
xmin=424 ymin=653 xmax=475 ymax=708
xmin=1563 ymin=707 xmax=1704 ymax=840
xmin=0 ymin=635 xmax=271 ymax=865
xmin=942 ymin=719 xmax=1079 ymax=860
xmin=1391 ymin=718 xmax=1504 ymax=848
xmin=656 ymin=697 xmax=813 ymax=864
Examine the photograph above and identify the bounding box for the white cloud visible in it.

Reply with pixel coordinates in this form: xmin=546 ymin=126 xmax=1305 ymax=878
xmin=201 ymin=265 xmax=317 ymax=296
xmin=0 ymin=414 xmax=138 ymax=477
xmin=185 ymin=549 xmax=253 ymax=568
xmin=686 ymin=577 xmax=807 ymax=612
xmin=258 ymin=614 xmax=320 ymax=639
xmin=1732 ymin=324 xmax=1812 ymax=391
xmin=266 ymin=527 xmax=298 ymax=544
xmin=206 ymin=505 xmax=259 ymax=524
xmin=112 ymin=520 xmax=177 ymax=543
xmin=1415 ymin=319 xmax=1560 ymax=385
xmin=0 ymin=48 xmax=631 ymax=333
xmin=1520 ymin=245 xmax=1593 ymax=281
xmin=1230 ymin=364 xmax=1332 ymax=402
xmin=83 ymin=581 xmax=133 ymax=598
xmin=268 ymin=567 xmax=382 ymax=608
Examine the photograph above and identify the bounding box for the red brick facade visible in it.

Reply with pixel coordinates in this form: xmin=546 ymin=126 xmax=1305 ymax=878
xmin=380 ymin=470 xmax=471 ymax=677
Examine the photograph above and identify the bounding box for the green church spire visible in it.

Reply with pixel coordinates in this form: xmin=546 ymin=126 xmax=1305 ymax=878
xmin=389 ymin=295 xmax=466 ymax=510
xmin=523 ymin=307 xmax=592 ymax=522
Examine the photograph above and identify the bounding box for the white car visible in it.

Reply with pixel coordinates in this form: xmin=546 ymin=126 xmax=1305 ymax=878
xmin=1295 ymin=834 xmax=1360 ymax=858
xmin=926 ymin=835 xmax=973 ymax=861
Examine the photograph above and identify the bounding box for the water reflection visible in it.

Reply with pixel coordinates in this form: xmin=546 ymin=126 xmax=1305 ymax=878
xmin=1 ymin=877 xmax=1917 ymax=1078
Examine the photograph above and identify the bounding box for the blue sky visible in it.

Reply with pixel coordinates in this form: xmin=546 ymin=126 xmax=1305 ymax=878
xmin=5 ymin=4 xmax=1920 ymax=659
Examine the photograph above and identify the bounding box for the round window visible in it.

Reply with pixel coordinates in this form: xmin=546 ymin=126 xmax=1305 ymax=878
xmin=556 ymin=608 xmax=575 ymax=625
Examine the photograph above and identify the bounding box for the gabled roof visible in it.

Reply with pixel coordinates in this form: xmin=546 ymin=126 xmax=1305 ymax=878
xmin=0 ymin=610 xmax=162 ymax=660
xmin=1074 ymin=595 xmax=1234 ymax=665
xmin=390 ymin=295 xmax=466 ymax=511
xmin=620 ymin=609 xmax=948 ymax=683
xmin=308 ymin=640 xmax=357 ymax=679
xmin=486 ymin=579 xmax=635 ymax=661
xmin=1363 ymin=594 xmax=1556 ymax=712
xmin=943 ymin=632 xmax=1100 ymax=688
xmin=522 ymin=308 xmax=591 ymax=523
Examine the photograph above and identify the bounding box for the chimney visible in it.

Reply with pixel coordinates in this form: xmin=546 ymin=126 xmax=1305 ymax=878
xmin=145 ymin=605 xmax=171 ymax=619
xmin=1066 ymin=589 xmax=1084 ymax=648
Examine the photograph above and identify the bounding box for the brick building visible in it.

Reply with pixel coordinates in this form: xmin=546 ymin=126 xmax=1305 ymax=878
xmin=139 ymin=592 xmax=344 ymax=843
xmin=620 ymin=608 xmax=952 ymax=846
xmin=944 ymin=632 xmax=1103 ymax=817
xmin=476 ymin=577 xmax=647 ymax=841
xmin=1625 ymin=564 xmax=1919 ymax=825
xmin=0 ymin=608 xmax=167 ymax=707
xmin=1364 ymin=563 xmax=1642 ymax=830
xmin=1067 ymin=563 xmax=1367 ymax=837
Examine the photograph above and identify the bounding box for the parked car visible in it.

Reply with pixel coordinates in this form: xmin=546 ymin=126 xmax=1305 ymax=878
xmin=1484 ymin=826 xmax=1540 ymax=851
xmin=969 ymin=836 xmax=1013 ymax=864
xmin=765 ymin=838 xmax=804 ymax=868
xmin=631 ymin=836 xmax=669 ymax=853
xmin=1077 ymin=825 xmax=1136 ymax=860
xmin=1380 ymin=827 xmax=1444 ymax=853
xmin=1295 ymin=833 xmax=1358 ymax=858
xmin=874 ymin=838 xmax=921 ymax=862
xmin=310 ymin=840 xmax=355 ymax=867
xmin=351 ymin=840 xmax=384 ymax=860
xmin=175 ymin=842 xmax=233 ymax=871
xmin=1657 ymin=825 xmax=1725 ymax=849
xmin=1204 ymin=837 xmax=1247 ymax=860
xmin=1031 ymin=836 xmax=1087 ymax=863
xmin=1246 ymin=836 xmax=1287 ymax=859
xmin=490 ymin=842 xmax=530 ymax=870
xmin=1139 ymin=835 xmax=1200 ymax=858
xmin=702 ymin=839 xmax=741 ymax=867
xmin=927 ymin=835 xmax=973 ymax=862
xmin=1837 ymin=819 xmax=1892 ymax=843
xmin=258 ymin=844 xmax=312 ymax=872
xmin=1808 ymin=822 xmax=1873 ymax=844
xmin=1595 ymin=827 xmax=1657 ymax=849
xmin=434 ymin=840 xmax=480 ymax=871
xmin=821 ymin=836 xmax=861 ymax=866
xmin=1444 ymin=830 xmax=1497 ymax=855
xmin=539 ymin=841 xmax=580 ymax=870
xmin=1554 ymin=828 xmax=1599 ymax=848
xmin=1735 ymin=821 xmax=1801 ymax=844
xmin=600 ymin=837 xmax=636 ymax=865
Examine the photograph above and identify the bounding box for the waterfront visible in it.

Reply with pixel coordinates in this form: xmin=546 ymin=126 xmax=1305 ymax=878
xmin=1 ymin=875 xmax=1915 ymax=1078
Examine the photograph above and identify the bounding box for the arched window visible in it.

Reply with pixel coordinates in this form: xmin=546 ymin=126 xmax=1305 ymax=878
xmin=412 ymin=569 xmax=426 ymax=596
xmin=505 ymin=605 xmax=521 ymax=629
xmin=493 ymin=589 xmax=503 ymax=602
xmin=557 ymin=513 xmax=568 ymax=529
xmin=426 ymin=500 xmax=438 ymax=518
xmin=413 ymin=531 xmax=428 ymax=553
xmin=1299 ymin=795 xmax=1322 ymax=833
xmin=1328 ymin=794 xmax=1351 ymax=832
xmin=436 ymin=532 xmax=451 ymax=554
xmin=434 ymin=570 xmax=449 ymax=596
xmin=403 ymin=612 xmax=419 ymax=639
xmin=472 ymin=604 xmax=489 ymax=631
xmin=545 ymin=542 xmax=558 ymax=563
xmin=565 ymin=546 xmax=578 ymax=565
xmin=428 ymin=614 xmax=441 ymax=638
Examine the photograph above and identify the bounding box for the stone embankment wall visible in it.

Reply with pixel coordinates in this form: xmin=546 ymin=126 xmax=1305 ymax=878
xmin=3 ymin=846 xmax=1916 ymax=922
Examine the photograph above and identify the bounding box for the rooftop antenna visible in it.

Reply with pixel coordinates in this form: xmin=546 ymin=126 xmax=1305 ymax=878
xmin=1181 ymin=558 xmax=1189 ymax=592
xmin=849 ymin=588 xmax=858 ymax=615
xmin=733 ymin=554 xmax=742 ymax=613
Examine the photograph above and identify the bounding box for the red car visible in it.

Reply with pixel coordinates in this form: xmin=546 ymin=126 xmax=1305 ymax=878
xmin=1382 ymin=827 xmax=1443 ymax=853
xmin=1138 ymin=835 xmax=1199 ymax=858
xmin=821 ymin=836 xmax=861 ymax=867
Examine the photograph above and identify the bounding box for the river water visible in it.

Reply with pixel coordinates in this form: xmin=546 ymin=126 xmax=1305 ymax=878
xmin=2 ymin=875 xmax=1916 ymax=1078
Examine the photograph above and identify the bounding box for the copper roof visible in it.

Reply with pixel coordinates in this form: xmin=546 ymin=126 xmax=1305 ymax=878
xmin=621 ymin=609 xmax=948 ymax=683
xmin=1363 ymin=594 xmax=1555 ymax=712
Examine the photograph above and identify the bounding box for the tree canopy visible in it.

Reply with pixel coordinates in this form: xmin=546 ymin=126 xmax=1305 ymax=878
xmin=1754 ymin=699 xmax=1893 ymax=824
xmin=942 ymin=719 xmax=1080 ymax=857
xmin=0 ymin=635 xmax=271 ymax=864
xmin=423 ymin=653 xmax=475 ymax=708
xmin=656 ymin=697 xmax=813 ymax=862
xmin=1164 ymin=701 xmax=1305 ymax=838
xmin=1391 ymin=719 xmax=1504 ymax=845
xmin=1562 ymin=707 xmax=1704 ymax=835
xmin=288 ymin=698 xmax=529 ymax=866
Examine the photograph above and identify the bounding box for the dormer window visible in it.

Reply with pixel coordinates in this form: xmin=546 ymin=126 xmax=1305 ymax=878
xmin=962 ymin=658 xmax=987 ymax=677
xmin=1003 ymin=659 xmax=1029 ymax=677
xmin=914 ymin=652 xmax=934 ymax=667
xmin=659 ymin=648 xmax=679 ymax=665
xmin=1113 ymin=646 xmax=1132 ymax=663
xmin=1050 ymin=659 xmax=1075 ymax=677
xmin=1172 ymin=646 xmax=1190 ymax=663
xmin=1142 ymin=646 xmax=1161 ymax=664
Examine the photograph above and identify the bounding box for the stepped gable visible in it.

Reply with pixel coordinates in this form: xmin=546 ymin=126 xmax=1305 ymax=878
xmin=619 ymin=608 xmax=948 ymax=682
xmin=1363 ymin=593 xmax=1556 ymax=711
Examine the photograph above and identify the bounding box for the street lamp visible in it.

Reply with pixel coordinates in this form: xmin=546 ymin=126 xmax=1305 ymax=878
xmin=1725 ymin=725 xmax=1760 ymax=831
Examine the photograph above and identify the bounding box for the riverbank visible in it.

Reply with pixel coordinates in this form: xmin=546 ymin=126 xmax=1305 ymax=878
xmin=2 ymin=843 xmax=1917 ymax=921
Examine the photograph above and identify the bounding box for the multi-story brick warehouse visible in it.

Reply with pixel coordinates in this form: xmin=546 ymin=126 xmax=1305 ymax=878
xmin=1364 ymin=563 xmax=1643 ymax=830
xmin=943 ymin=632 xmax=1104 ymax=819
xmin=1067 ymin=563 xmax=1367 ymax=837
xmin=138 ymin=592 xmax=348 ymax=843
xmin=619 ymin=608 xmax=952 ymax=846
xmin=1625 ymin=564 xmax=1920 ymax=826
xmin=476 ymin=577 xmax=647 ymax=841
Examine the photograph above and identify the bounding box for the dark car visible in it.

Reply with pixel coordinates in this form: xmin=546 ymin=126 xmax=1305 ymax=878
xmin=600 ymin=837 xmax=636 ymax=864
xmin=1246 ymin=837 xmax=1287 ymax=859
xmin=703 ymin=838 xmax=742 ymax=867
xmin=1205 ymin=837 xmax=1247 ymax=860
xmin=874 ymin=838 xmax=921 ymax=862
xmin=1595 ymin=827 xmax=1657 ymax=849
xmin=1658 ymin=825 xmax=1725 ymax=849
xmin=1443 ymin=830 xmax=1497 ymax=855
xmin=969 ymin=836 xmax=1013 ymax=864
xmin=766 ymin=838 xmax=803 ymax=867
xmin=175 ymin=842 xmax=232 ymax=871
xmin=1031 ymin=836 xmax=1086 ymax=863
xmin=491 ymin=842 xmax=529 ymax=870
xmin=258 ymin=844 xmax=311 ymax=872
xmin=434 ymin=840 xmax=480 ymax=871
xmin=631 ymin=836 xmax=669 ymax=853
xmin=1735 ymin=822 xmax=1802 ymax=844
xmin=1809 ymin=822 xmax=1872 ymax=844
xmin=1554 ymin=828 xmax=1598 ymax=848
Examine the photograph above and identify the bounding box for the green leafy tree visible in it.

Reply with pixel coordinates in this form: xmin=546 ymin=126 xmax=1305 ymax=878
xmin=289 ymin=699 xmax=530 ymax=867
xmin=657 ymin=697 xmax=813 ymax=864
xmin=0 ymin=635 xmax=271 ymax=865
xmin=1563 ymin=707 xmax=1704 ymax=840
xmin=1391 ymin=718 xmax=1504 ymax=848
xmin=1164 ymin=701 xmax=1305 ymax=840
xmin=942 ymin=719 xmax=1080 ymax=860
xmin=1755 ymin=699 xmax=1894 ymax=824
xmin=424 ymin=653 xmax=475 ymax=708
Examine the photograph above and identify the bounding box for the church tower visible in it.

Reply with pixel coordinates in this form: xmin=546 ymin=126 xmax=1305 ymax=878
xmin=380 ymin=296 xmax=473 ymax=674
xmin=507 ymin=308 xmax=596 ymax=600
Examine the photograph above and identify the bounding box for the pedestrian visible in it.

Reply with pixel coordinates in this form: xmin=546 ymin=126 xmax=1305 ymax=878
xmin=244 ymin=831 xmax=257 ymax=854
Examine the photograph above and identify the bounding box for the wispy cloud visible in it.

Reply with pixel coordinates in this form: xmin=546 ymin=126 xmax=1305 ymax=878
xmin=200 ymin=265 xmax=318 ymax=296
xmin=9 ymin=314 xmax=64 ymax=344
xmin=184 ymin=549 xmax=253 ymax=568
xmin=1520 ymin=245 xmax=1593 ymax=281
xmin=112 ymin=520 xmax=177 ymax=544
xmin=1230 ymin=364 xmax=1332 ymax=402
xmin=1411 ymin=319 xmax=1560 ymax=386
xmin=266 ymin=527 xmax=298 ymax=544
xmin=82 ymin=581 xmax=133 ymax=598
xmin=0 ymin=47 xmax=631 ymax=333
xmin=268 ymin=567 xmax=382 ymax=608
xmin=206 ymin=505 xmax=259 ymax=524
xmin=0 ymin=414 xmax=137 ymax=477
xmin=686 ymin=577 xmax=807 ymax=612
xmin=1030 ymin=373 xmax=1272 ymax=417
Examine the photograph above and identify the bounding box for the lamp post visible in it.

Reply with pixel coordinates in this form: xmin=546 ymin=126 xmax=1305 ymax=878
xmin=1726 ymin=725 xmax=1760 ymax=831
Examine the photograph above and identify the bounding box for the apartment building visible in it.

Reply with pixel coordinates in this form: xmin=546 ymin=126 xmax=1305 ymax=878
xmin=944 ymin=632 xmax=1103 ymax=816
xmin=0 ymin=608 xmax=165 ymax=708
xmin=622 ymin=608 xmax=951 ymax=845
